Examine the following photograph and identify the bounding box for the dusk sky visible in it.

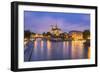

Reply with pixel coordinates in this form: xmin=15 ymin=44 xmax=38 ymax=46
xmin=24 ymin=11 xmax=90 ymax=34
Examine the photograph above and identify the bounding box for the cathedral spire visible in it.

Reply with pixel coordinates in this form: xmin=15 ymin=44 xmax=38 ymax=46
xmin=55 ymin=24 xmax=58 ymax=29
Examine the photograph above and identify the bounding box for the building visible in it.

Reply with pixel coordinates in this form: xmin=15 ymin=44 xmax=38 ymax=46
xmin=50 ymin=24 xmax=62 ymax=36
xmin=69 ymin=31 xmax=83 ymax=40
xmin=64 ymin=33 xmax=69 ymax=39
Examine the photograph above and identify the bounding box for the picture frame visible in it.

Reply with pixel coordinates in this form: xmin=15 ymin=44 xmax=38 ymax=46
xmin=11 ymin=1 xmax=98 ymax=72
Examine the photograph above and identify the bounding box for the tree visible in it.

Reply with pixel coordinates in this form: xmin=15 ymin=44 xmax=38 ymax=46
xmin=46 ymin=32 xmax=51 ymax=36
xmin=24 ymin=30 xmax=31 ymax=39
xmin=83 ymin=30 xmax=90 ymax=40
xmin=42 ymin=32 xmax=46 ymax=36
xmin=60 ymin=33 xmax=66 ymax=38
xmin=31 ymin=32 xmax=36 ymax=35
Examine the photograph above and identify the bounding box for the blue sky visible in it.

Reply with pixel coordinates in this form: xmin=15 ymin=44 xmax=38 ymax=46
xmin=24 ymin=11 xmax=90 ymax=34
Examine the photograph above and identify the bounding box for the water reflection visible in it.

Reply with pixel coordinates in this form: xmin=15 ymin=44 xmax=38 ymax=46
xmin=71 ymin=41 xmax=84 ymax=59
xmin=24 ymin=39 xmax=90 ymax=61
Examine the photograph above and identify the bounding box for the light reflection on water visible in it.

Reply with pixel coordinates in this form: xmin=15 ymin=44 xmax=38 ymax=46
xmin=24 ymin=38 xmax=90 ymax=61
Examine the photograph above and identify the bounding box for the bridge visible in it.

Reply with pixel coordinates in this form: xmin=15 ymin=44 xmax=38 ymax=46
xmin=31 ymin=34 xmax=50 ymax=39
